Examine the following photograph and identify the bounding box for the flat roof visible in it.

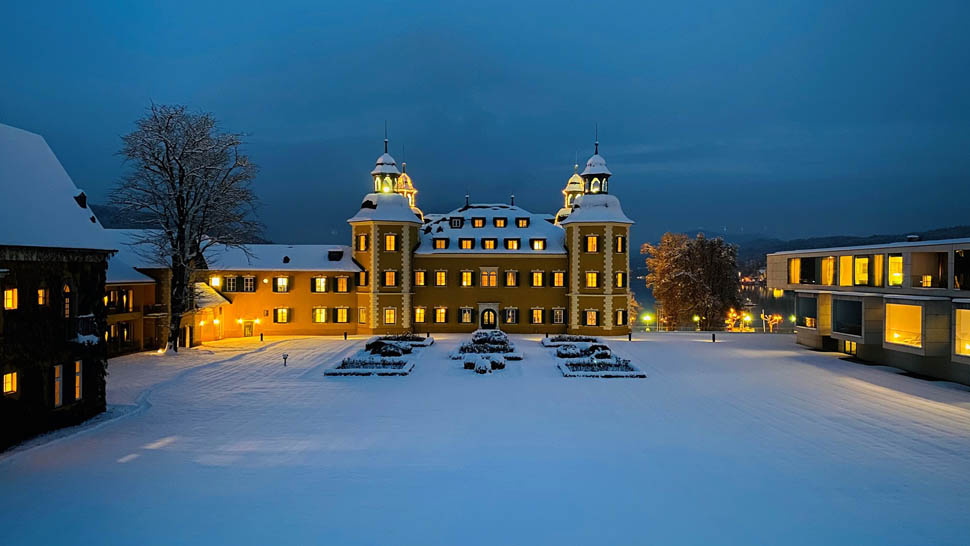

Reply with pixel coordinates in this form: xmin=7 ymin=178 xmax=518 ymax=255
xmin=768 ymin=237 xmax=970 ymax=256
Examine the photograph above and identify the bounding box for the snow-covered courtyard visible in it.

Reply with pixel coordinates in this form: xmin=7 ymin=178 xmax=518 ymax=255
xmin=2 ymin=333 xmax=969 ymax=545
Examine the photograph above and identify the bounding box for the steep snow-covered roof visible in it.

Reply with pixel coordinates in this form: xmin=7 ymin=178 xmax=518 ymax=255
xmin=416 ymin=203 xmax=565 ymax=255
xmin=193 ymin=282 xmax=230 ymax=309
xmin=104 ymin=229 xmax=159 ymax=284
xmin=347 ymin=192 xmax=422 ymax=223
xmin=559 ymin=194 xmax=633 ymax=225
xmin=580 ymin=152 xmax=611 ymax=177
xmin=205 ymin=244 xmax=361 ymax=272
xmin=0 ymin=123 xmax=114 ymax=251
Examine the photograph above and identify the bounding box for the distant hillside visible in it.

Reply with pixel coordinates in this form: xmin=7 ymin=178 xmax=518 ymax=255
xmin=91 ymin=203 xmax=273 ymax=244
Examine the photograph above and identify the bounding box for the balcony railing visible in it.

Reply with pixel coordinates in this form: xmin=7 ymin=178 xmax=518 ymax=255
xmin=67 ymin=315 xmax=101 ymax=343
xmin=911 ymin=275 xmax=946 ymax=288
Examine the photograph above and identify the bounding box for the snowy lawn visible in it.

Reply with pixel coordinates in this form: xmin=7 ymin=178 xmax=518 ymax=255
xmin=2 ymin=332 xmax=970 ymax=545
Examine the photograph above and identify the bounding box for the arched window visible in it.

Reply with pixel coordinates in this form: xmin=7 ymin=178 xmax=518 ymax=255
xmin=374 ymin=175 xmax=381 ymax=192
xmin=591 ymin=179 xmax=601 ymax=193
xmin=382 ymin=177 xmax=392 ymax=192
xmin=62 ymin=284 xmax=72 ymax=318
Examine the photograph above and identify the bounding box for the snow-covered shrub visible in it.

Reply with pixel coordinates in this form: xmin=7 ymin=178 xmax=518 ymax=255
xmin=336 ymin=356 xmax=408 ymax=370
xmin=555 ymin=343 xmax=611 ymax=359
xmin=453 ymin=329 xmax=516 ymax=358
xmin=474 ymin=356 xmax=491 ymax=374
xmin=556 ymin=344 xmax=584 ymax=358
xmin=463 ymin=354 xmax=505 ymax=372
xmin=365 ymin=340 xmax=411 ymax=356
xmin=472 ymin=329 xmax=510 ymax=345
xmin=549 ymin=334 xmax=599 ymax=343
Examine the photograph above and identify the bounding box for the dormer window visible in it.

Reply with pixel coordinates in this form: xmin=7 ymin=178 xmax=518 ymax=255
xmin=516 ymin=217 xmax=530 ymax=228
xmin=493 ymin=217 xmax=507 ymax=228
xmin=505 ymin=238 xmax=520 ymax=250
xmin=482 ymin=238 xmax=497 ymax=250
xmin=531 ymin=239 xmax=546 ymax=251
xmin=459 ymin=238 xmax=474 ymax=250
xmin=433 ymin=238 xmax=449 ymax=250
xmin=450 ymin=217 xmax=463 ymax=229
xmin=472 ymin=217 xmax=486 ymax=228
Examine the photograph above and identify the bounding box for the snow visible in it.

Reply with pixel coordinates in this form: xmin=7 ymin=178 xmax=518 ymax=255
xmin=417 ymin=203 xmax=565 ymax=255
xmin=205 ymin=243 xmax=361 ymax=272
xmin=2 ymin=332 xmax=970 ymax=545
xmin=0 ymin=123 xmax=114 ymax=251
xmin=580 ymin=152 xmax=612 ymax=176
xmin=346 ymin=192 xmax=422 ymax=224
xmin=370 ymin=152 xmax=401 ymax=175
xmin=193 ymin=282 xmax=229 ymax=309
xmin=769 ymin=237 xmax=970 ymax=256
xmin=558 ymin=193 xmax=633 ymax=225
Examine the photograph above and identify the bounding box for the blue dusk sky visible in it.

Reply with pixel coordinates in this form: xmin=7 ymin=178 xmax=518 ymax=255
xmin=1 ymin=0 xmax=968 ymax=244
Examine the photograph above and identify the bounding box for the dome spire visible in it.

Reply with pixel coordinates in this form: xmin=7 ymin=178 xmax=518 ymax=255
xmin=580 ymin=126 xmax=611 ymax=194
xmin=594 ymin=123 xmax=599 ymax=154
xmin=384 ymin=120 xmax=389 ymax=153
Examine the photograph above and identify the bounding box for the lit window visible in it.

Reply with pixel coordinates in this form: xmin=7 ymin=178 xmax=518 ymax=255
xmin=516 ymin=218 xmax=529 ymax=228
xmin=531 ymin=308 xmax=544 ymax=324
xmin=956 ymin=309 xmax=970 ymax=356
xmin=481 ymin=270 xmax=497 ymax=287
xmin=788 ymin=258 xmax=801 ymax=284
xmin=854 ymin=257 xmax=869 ymax=286
xmin=459 ymin=238 xmax=474 ymax=250
xmin=553 ymin=308 xmax=565 ymax=324
xmin=615 ymin=271 xmax=625 ymax=288
xmin=312 ymin=307 xmax=328 ymax=323
xmin=37 ymin=288 xmax=48 ymax=306
xmin=585 ymin=272 xmax=599 ymax=288
xmin=460 ymin=308 xmax=473 ymax=323
xmin=505 ymin=238 xmax=520 ymax=250
xmin=53 ymin=365 xmax=62 ymax=407
xmin=433 ymin=238 xmax=448 ymax=249
xmin=461 ymin=271 xmax=474 ymax=287
xmin=552 ymin=271 xmax=565 ymax=287
xmin=472 ymin=217 xmax=485 ymax=228
xmin=531 ymin=239 xmax=546 ymax=251
xmin=274 ymin=277 xmax=289 ymax=293
xmin=74 ymin=361 xmax=82 ymax=400
xmin=615 ymin=235 xmax=626 ymax=253
xmin=482 ymin=239 xmax=497 ymax=250
xmin=384 ymin=233 xmax=397 ymax=251
xmin=414 ymin=271 xmax=426 ymax=286
xmin=435 ymin=307 xmax=447 ymax=323
xmin=821 ymin=257 xmax=835 ymax=285
xmin=336 ymin=277 xmax=349 ymax=293
xmin=839 ymin=256 xmax=853 ymax=286
xmin=585 ymin=310 xmax=598 ymax=326
xmin=313 ymin=277 xmax=327 ymax=292
xmin=63 ymin=285 xmax=72 ymax=318
xmin=585 ymin=235 xmax=598 ymax=253
xmin=2 ymin=372 xmax=17 ymax=395
xmin=384 ymin=270 xmax=397 ymax=287
xmin=615 ymin=310 xmax=627 ymax=326
xmin=888 ymin=254 xmax=903 ymax=286
xmin=358 ymin=307 xmax=367 ymax=324
xmin=209 ymin=275 xmax=221 ymax=288
xmin=3 ymin=288 xmax=17 ymax=310
xmin=885 ymin=303 xmax=922 ymax=348
xmin=243 ymin=277 xmax=256 ymax=292
xmin=494 ymin=217 xmax=507 ymax=228
xmin=357 ymin=271 xmax=368 ymax=287
xmin=435 ymin=271 xmax=447 ymax=286
xmin=505 ymin=271 xmax=518 ymax=287
xmin=414 ymin=307 xmax=426 ymax=323
xmin=531 ymin=271 xmax=544 ymax=287
xmin=274 ymin=308 xmax=289 ymax=323
xmin=505 ymin=308 xmax=518 ymax=324
xmin=384 ymin=308 xmax=396 ymax=324
xmin=356 ymin=234 xmax=368 ymax=251
xmin=336 ymin=308 xmax=349 ymax=323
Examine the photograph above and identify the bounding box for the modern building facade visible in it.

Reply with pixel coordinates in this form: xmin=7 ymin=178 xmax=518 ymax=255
xmin=1 ymin=123 xmax=114 ymax=449
xmin=767 ymin=238 xmax=970 ymax=385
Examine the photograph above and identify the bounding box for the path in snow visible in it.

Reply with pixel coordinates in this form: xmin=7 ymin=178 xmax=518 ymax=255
xmin=1 ymin=333 xmax=969 ymax=545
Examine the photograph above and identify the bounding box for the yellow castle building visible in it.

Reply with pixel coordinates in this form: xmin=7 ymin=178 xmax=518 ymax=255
xmin=128 ymin=138 xmax=635 ymax=345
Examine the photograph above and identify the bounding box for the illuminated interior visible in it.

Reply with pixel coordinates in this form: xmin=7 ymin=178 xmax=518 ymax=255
xmin=839 ymin=256 xmax=853 ymax=286
xmin=585 ymin=310 xmax=598 ymax=326
xmin=821 ymin=257 xmax=835 ymax=285
xmin=383 ymin=308 xmax=396 ymax=324
xmin=461 ymin=271 xmax=473 ymax=287
xmin=384 ymin=234 xmax=396 ymax=251
xmin=956 ymin=309 xmax=970 ymax=356
xmin=209 ymin=275 xmax=221 ymax=288
xmin=2 ymin=371 xmax=16 ymax=394
xmin=531 ymin=239 xmax=546 ymax=250
xmin=3 ymin=288 xmax=17 ymax=310
xmin=481 ymin=271 xmax=497 ymax=287
xmin=414 ymin=271 xmax=425 ymax=286
xmin=854 ymin=256 xmax=869 ymax=285
xmin=788 ymin=258 xmax=800 ymax=284
xmin=585 ymin=272 xmax=598 ymax=288
xmin=414 ymin=307 xmax=426 ymax=323
xmin=885 ymin=303 xmax=922 ymax=348
xmin=585 ymin=236 xmax=598 ymax=252
xmin=888 ymin=254 xmax=903 ymax=286
xmin=275 ymin=277 xmax=289 ymax=292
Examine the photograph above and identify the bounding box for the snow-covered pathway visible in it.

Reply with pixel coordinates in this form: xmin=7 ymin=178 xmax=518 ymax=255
xmin=1 ymin=333 xmax=969 ymax=545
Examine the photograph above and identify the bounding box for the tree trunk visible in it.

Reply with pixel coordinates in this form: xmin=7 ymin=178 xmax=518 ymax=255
xmin=167 ymin=262 xmax=189 ymax=353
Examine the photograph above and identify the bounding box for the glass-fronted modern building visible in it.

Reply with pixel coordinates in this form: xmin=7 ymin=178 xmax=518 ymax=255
xmin=767 ymin=238 xmax=970 ymax=385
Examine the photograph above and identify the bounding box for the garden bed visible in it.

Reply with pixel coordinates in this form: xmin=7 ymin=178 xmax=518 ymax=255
xmin=449 ymin=330 xmax=523 ymax=361
xmin=325 ymin=355 xmax=415 ymax=376
xmin=541 ymin=335 xmax=601 ymax=348
xmin=542 ymin=338 xmax=645 ymax=379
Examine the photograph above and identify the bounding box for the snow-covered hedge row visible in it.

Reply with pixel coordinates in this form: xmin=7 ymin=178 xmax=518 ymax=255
xmin=449 ymin=329 xmax=522 ymax=360
xmin=462 ymin=354 xmax=506 ymax=374
xmin=365 ymin=334 xmax=435 ymax=347
xmin=555 ymin=343 xmax=612 ymax=359
xmin=540 ymin=335 xmax=601 ymax=347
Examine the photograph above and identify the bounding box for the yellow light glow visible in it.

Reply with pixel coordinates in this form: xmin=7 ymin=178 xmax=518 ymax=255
xmin=236 ymin=318 xmax=243 ymax=324
xmin=209 ymin=276 xmax=221 ymax=288
xmin=772 ymin=289 xmax=784 ymax=299
xmin=743 ymin=315 xmax=752 ymax=323
xmin=199 ymin=321 xmax=205 ymax=326
xmin=254 ymin=319 xmax=260 ymax=324
xmin=692 ymin=315 xmax=700 ymax=322
xmin=213 ymin=319 xmax=220 ymax=325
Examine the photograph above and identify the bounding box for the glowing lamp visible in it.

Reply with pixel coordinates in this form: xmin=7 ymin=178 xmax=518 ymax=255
xmin=199 ymin=321 xmax=205 ymax=326
xmin=254 ymin=319 xmax=261 ymax=325
xmin=210 ymin=276 xmax=221 ymax=288
xmin=213 ymin=319 xmax=220 ymax=325
xmin=236 ymin=318 xmax=243 ymax=324
xmin=692 ymin=315 xmax=700 ymax=322
xmin=789 ymin=315 xmax=796 ymax=323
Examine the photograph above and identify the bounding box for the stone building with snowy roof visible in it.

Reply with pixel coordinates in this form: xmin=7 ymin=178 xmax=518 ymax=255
xmin=0 ymin=123 xmax=114 ymax=449
xmin=195 ymin=137 xmax=634 ymax=338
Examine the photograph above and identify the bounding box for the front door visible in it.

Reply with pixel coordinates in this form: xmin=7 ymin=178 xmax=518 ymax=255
xmin=481 ymin=309 xmax=497 ymax=329
xmin=243 ymin=321 xmax=254 ymax=337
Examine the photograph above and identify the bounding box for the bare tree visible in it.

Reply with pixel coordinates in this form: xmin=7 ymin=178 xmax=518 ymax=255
xmin=112 ymin=104 xmax=260 ymax=352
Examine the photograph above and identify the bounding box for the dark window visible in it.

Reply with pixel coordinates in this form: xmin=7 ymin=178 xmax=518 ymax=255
xmin=833 ymin=299 xmax=862 ymax=336
xmin=796 ymin=295 xmax=818 ymax=328
xmin=956 ymin=250 xmax=970 ymax=290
